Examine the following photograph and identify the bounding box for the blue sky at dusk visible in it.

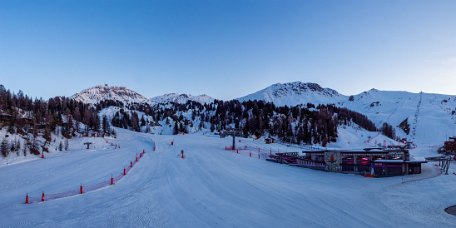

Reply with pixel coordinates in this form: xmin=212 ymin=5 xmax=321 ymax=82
xmin=0 ymin=0 xmax=455 ymax=99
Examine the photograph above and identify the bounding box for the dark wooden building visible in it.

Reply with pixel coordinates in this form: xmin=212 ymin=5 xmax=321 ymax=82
xmin=265 ymin=137 xmax=275 ymax=144
xmin=0 ymin=113 xmax=12 ymax=122
xmin=442 ymin=137 xmax=456 ymax=154
xmin=268 ymin=148 xmax=426 ymax=177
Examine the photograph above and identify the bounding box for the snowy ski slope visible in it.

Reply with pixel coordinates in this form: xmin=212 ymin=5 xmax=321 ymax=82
xmin=1 ymin=129 xmax=456 ymax=227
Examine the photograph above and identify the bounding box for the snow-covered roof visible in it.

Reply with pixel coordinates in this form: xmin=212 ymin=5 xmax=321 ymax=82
xmin=373 ymin=159 xmax=405 ymax=163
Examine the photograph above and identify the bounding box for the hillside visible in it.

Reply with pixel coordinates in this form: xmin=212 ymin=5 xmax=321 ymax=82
xmin=342 ymin=89 xmax=456 ymax=145
xmin=150 ymin=93 xmax=215 ymax=105
xmin=69 ymin=84 xmax=401 ymax=148
xmin=238 ymin=82 xmax=456 ymax=146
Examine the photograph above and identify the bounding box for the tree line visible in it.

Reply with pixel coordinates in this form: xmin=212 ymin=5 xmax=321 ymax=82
xmin=0 ymin=85 xmax=115 ymax=157
xmin=0 ymin=84 xmax=397 ymax=158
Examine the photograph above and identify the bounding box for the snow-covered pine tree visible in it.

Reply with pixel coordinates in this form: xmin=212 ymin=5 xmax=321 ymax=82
xmin=173 ymin=121 xmax=179 ymax=135
xmin=102 ymin=115 xmax=109 ymax=135
xmin=23 ymin=141 xmax=27 ymax=156
xmin=64 ymin=139 xmax=69 ymax=151
xmin=1 ymin=137 xmax=10 ymax=157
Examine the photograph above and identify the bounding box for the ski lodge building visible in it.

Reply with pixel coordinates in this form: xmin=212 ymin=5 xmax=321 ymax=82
xmin=268 ymin=148 xmax=426 ymax=177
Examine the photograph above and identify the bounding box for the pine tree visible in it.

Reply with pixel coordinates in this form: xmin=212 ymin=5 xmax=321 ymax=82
xmin=44 ymin=128 xmax=52 ymax=143
xmin=173 ymin=121 xmax=179 ymax=135
xmin=1 ymin=138 xmax=10 ymax=157
xmin=179 ymin=122 xmax=186 ymax=134
xmin=23 ymin=141 xmax=27 ymax=157
xmin=102 ymin=115 xmax=109 ymax=134
xmin=64 ymin=139 xmax=69 ymax=151
xmin=111 ymin=128 xmax=117 ymax=138
xmin=132 ymin=112 xmax=140 ymax=132
xmin=210 ymin=121 xmax=215 ymax=133
xmin=140 ymin=115 xmax=146 ymax=127
xmin=15 ymin=138 xmax=20 ymax=150
xmin=243 ymin=119 xmax=249 ymax=137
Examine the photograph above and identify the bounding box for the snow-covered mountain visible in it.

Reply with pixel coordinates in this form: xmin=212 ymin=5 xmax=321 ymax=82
xmin=71 ymin=83 xmax=456 ymax=146
xmin=150 ymin=93 xmax=215 ymax=105
xmin=342 ymin=89 xmax=456 ymax=145
xmin=73 ymin=85 xmax=215 ymax=106
xmin=238 ymin=82 xmax=456 ymax=146
xmin=238 ymin=82 xmax=346 ymax=106
xmin=71 ymin=85 xmax=149 ymax=105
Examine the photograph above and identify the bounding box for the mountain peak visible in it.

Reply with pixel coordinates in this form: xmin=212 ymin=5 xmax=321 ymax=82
xmin=150 ymin=93 xmax=215 ymax=105
xmin=71 ymin=85 xmax=149 ymax=105
xmin=238 ymin=81 xmax=344 ymax=106
xmin=269 ymin=82 xmax=340 ymax=97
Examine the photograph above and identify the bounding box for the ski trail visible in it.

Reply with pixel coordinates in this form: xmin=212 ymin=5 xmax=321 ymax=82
xmin=410 ymin=92 xmax=423 ymax=142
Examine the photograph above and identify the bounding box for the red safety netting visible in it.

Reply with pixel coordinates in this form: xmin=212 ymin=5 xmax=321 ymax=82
xmin=25 ymin=149 xmax=148 ymax=204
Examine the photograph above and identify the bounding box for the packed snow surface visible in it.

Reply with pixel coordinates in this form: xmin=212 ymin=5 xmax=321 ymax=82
xmin=1 ymin=129 xmax=456 ymax=227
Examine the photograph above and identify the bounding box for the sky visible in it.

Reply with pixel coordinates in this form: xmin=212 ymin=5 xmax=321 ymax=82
xmin=0 ymin=0 xmax=455 ymax=100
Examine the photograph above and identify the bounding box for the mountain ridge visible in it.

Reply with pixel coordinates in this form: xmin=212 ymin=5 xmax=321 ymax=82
xmin=72 ymin=85 xmax=216 ymax=105
xmin=150 ymin=93 xmax=215 ymax=105
xmin=71 ymin=84 xmax=149 ymax=105
xmin=238 ymin=81 xmax=456 ymax=145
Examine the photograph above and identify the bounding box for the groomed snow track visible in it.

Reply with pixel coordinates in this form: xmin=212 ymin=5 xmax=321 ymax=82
xmin=25 ymin=150 xmax=148 ymax=204
xmin=1 ymin=129 xmax=456 ymax=227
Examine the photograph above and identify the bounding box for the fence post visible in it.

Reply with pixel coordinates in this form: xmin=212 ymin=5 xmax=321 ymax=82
xmin=136 ymin=156 xmax=138 ymax=162
xmin=124 ymin=168 xmax=126 ymax=176
xmin=130 ymin=161 xmax=133 ymax=167
xmin=41 ymin=192 xmax=45 ymax=202
xmin=110 ymin=176 xmax=115 ymax=185
xmin=181 ymin=150 xmax=184 ymax=159
xmin=236 ymin=149 xmax=239 ymax=154
xmin=80 ymin=185 xmax=84 ymax=194
xmin=25 ymin=194 xmax=29 ymax=204
xmin=249 ymin=152 xmax=252 ymax=157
